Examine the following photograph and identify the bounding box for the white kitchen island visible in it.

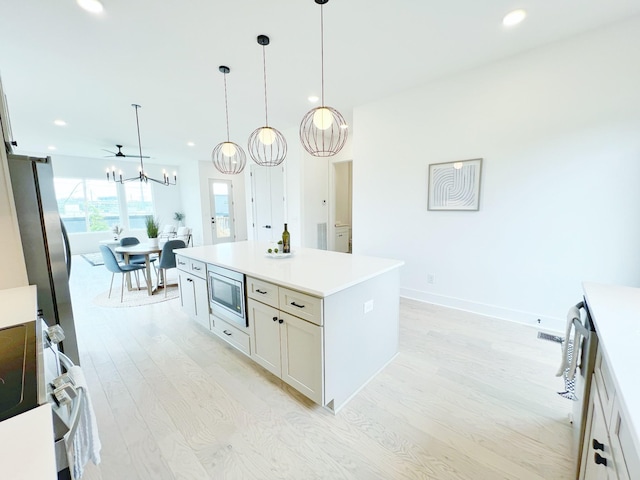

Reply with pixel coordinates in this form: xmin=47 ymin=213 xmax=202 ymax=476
xmin=175 ymin=241 xmax=404 ymax=413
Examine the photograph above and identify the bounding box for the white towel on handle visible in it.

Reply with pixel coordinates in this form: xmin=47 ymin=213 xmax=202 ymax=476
xmin=556 ymin=304 xmax=582 ymax=377
xmin=65 ymin=365 xmax=102 ymax=479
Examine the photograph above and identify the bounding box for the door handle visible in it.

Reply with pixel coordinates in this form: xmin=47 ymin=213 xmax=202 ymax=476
xmin=263 ymin=225 xmax=271 ymax=229
xmin=594 ymin=453 xmax=607 ymax=466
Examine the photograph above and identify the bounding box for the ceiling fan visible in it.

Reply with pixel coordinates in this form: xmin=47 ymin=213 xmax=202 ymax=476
xmin=103 ymin=144 xmax=149 ymax=159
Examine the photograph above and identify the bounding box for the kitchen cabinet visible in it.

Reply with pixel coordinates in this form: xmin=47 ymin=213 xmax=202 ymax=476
xmin=579 ymin=346 xmax=639 ymax=480
xmin=177 ymin=255 xmax=209 ymax=330
xmin=334 ymin=225 xmax=350 ymax=253
xmin=581 ymin=381 xmax=617 ymax=479
xmin=248 ymin=277 xmax=323 ymax=404
xmin=175 ymin=241 xmax=402 ymax=412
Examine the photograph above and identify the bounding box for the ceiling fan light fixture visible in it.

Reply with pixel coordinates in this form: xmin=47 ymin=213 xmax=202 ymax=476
xmin=248 ymin=35 xmax=287 ymax=167
xmin=212 ymin=66 xmax=247 ymax=175
xmin=76 ymin=0 xmax=104 ymax=14
xmin=299 ymin=0 xmax=348 ymax=157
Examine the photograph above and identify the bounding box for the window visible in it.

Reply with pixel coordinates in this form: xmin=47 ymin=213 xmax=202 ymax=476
xmin=54 ymin=178 xmax=120 ymax=233
xmin=125 ymin=182 xmax=153 ymax=229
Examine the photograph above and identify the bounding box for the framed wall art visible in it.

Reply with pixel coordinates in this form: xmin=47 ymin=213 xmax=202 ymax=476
xmin=428 ymin=158 xmax=482 ymax=211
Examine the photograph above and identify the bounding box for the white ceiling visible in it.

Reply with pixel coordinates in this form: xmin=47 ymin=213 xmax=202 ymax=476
xmin=1 ymin=0 xmax=639 ymax=167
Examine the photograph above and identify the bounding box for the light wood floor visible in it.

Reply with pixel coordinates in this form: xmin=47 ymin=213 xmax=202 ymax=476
xmin=69 ymin=255 xmax=574 ymax=480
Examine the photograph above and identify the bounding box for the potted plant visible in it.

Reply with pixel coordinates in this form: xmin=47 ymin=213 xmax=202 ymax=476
xmin=174 ymin=211 xmax=185 ymax=226
xmin=145 ymin=216 xmax=160 ymax=247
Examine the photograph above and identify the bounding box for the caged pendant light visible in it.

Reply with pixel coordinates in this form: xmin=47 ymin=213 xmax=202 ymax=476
xmin=212 ymin=66 xmax=247 ymax=175
xmin=299 ymin=0 xmax=348 ymax=157
xmin=248 ymin=35 xmax=287 ymax=167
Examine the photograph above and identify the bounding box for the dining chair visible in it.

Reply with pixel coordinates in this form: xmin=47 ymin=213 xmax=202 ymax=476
xmin=156 ymin=239 xmax=186 ymax=297
xmin=119 ymin=236 xmax=157 ymax=266
xmin=99 ymin=245 xmax=147 ymax=303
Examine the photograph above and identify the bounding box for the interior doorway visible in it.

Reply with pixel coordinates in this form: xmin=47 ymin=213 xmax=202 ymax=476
xmin=332 ymin=160 xmax=352 ymax=253
xmin=209 ymin=179 xmax=235 ymax=244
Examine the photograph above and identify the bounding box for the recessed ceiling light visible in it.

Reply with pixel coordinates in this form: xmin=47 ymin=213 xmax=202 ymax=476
xmin=503 ymin=9 xmax=527 ymax=27
xmin=187 ymin=141 xmax=195 ymax=147
xmin=76 ymin=0 xmax=104 ymax=14
xmin=48 ymin=145 xmax=57 ymax=151
xmin=53 ymin=119 xmax=67 ymax=126
xmin=308 ymin=95 xmax=319 ymax=103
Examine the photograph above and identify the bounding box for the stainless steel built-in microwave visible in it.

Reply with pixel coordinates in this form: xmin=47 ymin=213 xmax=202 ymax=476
xmin=207 ymin=264 xmax=247 ymax=328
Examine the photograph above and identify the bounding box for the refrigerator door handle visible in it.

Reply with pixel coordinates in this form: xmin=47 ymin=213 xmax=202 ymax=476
xmin=61 ymin=219 xmax=71 ymax=278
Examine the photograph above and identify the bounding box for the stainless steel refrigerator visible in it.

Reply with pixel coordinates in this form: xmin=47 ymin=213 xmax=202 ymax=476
xmin=7 ymin=154 xmax=80 ymax=364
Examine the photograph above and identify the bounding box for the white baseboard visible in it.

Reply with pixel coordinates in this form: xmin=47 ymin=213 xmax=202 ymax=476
xmin=400 ymin=287 xmax=565 ymax=332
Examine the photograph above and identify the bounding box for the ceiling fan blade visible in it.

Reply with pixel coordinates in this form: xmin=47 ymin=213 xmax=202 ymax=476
xmin=102 ymin=149 xmax=117 ymax=155
xmin=124 ymin=154 xmax=151 ymax=159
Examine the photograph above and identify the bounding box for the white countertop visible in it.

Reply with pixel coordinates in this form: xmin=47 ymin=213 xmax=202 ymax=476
xmin=175 ymin=241 xmax=403 ymax=297
xmin=583 ymin=282 xmax=640 ymax=457
xmin=0 ymin=285 xmax=37 ymax=329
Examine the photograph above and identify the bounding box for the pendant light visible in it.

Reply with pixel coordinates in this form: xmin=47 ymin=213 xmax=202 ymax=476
xmin=106 ymin=104 xmax=177 ymax=186
xmin=248 ymin=35 xmax=287 ymax=167
xmin=299 ymin=0 xmax=347 ymax=157
xmin=212 ymin=66 xmax=247 ymax=175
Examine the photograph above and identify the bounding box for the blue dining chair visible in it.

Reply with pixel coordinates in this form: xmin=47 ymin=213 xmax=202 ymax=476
xmin=119 ymin=237 xmax=148 ymax=265
xmin=156 ymin=239 xmax=186 ymax=297
xmin=99 ymin=245 xmax=147 ymax=303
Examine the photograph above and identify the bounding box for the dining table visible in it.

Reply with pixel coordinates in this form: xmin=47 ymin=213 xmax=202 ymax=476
xmin=114 ymin=243 xmax=162 ymax=296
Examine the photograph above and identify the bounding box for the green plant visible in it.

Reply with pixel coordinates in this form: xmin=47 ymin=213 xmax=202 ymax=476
xmin=145 ymin=216 xmax=160 ymax=238
xmin=174 ymin=211 xmax=185 ymax=225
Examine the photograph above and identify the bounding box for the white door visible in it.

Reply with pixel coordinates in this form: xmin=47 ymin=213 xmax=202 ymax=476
xmin=209 ymin=179 xmax=235 ymax=244
xmin=250 ymin=164 xmax=285 ymax=243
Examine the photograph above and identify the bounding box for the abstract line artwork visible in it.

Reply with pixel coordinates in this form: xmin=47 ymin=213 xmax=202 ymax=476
xmin=428 ymin=158 xmax=482 ymax=211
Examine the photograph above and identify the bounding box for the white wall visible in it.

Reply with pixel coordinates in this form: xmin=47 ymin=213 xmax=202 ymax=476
xmin=353 ymin=17 xmax=640 ymax=329
xmin=51 ymin=154 xmax=181 ymax=254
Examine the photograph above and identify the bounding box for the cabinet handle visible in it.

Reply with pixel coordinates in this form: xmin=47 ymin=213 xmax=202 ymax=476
xmin=223 ymin=330 xmax=232 ymax=336
xmin=187 ymin=278 xmax=193 ymax=283
xmin=594 ymin=453 xmax=607 ymax=466
xmin=278 ymin=319 xmax=284 ymax=324
xmin=192 ymin=266 xmax=201 ymax=271
xmin=256 ymin=289 xmax=267 ymax=294
xmin=272 ymin=316 xmax=278 ymax=322
xmin=290 ymin=301 xmax=305 ymax=309
xmin=592 ymin=439 xmax=605 ymax=451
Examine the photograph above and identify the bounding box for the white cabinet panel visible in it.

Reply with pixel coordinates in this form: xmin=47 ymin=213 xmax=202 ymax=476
xmin=249 ymin=298 xmax=281 ymax=377
xmin=280 ymin=311 xmax=323 ymax=404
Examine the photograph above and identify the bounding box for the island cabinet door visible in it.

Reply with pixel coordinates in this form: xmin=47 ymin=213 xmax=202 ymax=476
xmin=249 ymin=298 xmax=282 ymax=378
xmin=193 ymin=274 xmax=210 ymax=329
xmin=280 ymin=311 xmax=324 ymax=405
xmin=178 ymin=270 xmax=197 ymax=318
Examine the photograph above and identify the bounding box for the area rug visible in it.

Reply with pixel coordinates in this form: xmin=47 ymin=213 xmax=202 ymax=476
xmin=92 ymin=283 xmax=180 ymax=308
xmin=81 ymin=252 xmax=104 ymax=266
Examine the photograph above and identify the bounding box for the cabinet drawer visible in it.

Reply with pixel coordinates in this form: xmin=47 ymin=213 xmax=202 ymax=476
xmin=279 ymin=287 xmax=323 ymax=326
xmin=188 ymin=259 xmax=207 ymax=279
xmin=176 ymin=255 xmax=189 ymax=271
xmin=594 ymin=349 xmax=616 ymax=428
xmin=247 ymin=276 xmax=279 ymax=308
xmin=211 ymin=316 xmax=251 ymax=356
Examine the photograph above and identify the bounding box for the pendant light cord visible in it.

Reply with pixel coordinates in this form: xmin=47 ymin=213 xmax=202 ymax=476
xmin=223 ymin=72 xmax=231 ymax=142
xmin=262 ymin=45 xmax=269 ymax=126
xmin=320 ymin=3 xmax=325 ymax=107
xmin=133 ymin=104 xmax=144 ymax=174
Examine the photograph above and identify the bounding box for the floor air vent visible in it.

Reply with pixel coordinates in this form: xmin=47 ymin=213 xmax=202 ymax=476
xmin=537 ymin=332 xmax=564 ymax=343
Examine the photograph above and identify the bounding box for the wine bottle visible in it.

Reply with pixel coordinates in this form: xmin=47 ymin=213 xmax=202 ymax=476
xmin=282 ymin=223 xmax=290 ymax=253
